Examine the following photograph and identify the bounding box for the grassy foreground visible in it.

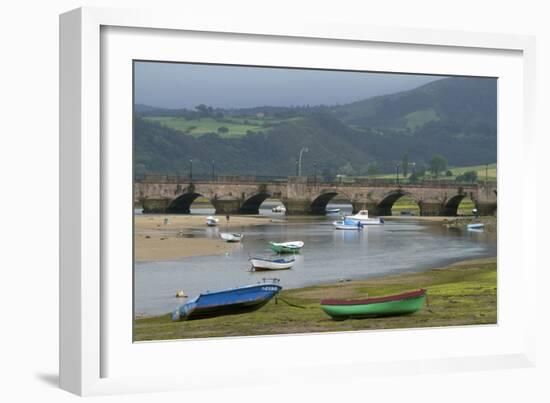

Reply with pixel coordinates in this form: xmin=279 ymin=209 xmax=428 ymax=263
xmin=134 ymin=257 xmax=496 ymax=341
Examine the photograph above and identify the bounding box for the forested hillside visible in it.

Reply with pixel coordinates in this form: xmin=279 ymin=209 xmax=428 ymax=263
xmin=134 ymin=77 xmax=496 ymax=177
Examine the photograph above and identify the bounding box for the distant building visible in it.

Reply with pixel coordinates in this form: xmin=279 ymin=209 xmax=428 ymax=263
xmin=255 ymin=112 xmax=265 ymax=118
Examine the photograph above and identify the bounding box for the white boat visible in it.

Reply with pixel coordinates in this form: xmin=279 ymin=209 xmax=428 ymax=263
xmin=272 ymin=205 xmax=287 ymax=213
xmin=220 ymin=232 xmax=243 ymax=242
xmin=467 ymin=223 xmax=485 ymax=230
xmin=249 ymin=256 xmax=295 ymax=270
xmin=345 ymin=210 xmax=384 ymax=225
xmin=333 ymin=220 xmax=364 ymax=230
xmin=206 ymin=216 xmax=219 ymax=226
xmin=326 ymin=208 xmax=341 ymax=214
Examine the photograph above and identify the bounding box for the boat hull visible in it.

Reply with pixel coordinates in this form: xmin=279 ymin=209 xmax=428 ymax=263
xmin=333 ymin=220 xmax=364 ymax=230
xmin=173 ymin=283 xmax=281 ymax=320
xmin=220 ymin=233 xmax=243 ymax=242
xmin=345 ymin=217 xmax=383 ymax=225
xmin=249 ymin=258 xmax=295 ymax=270
xmin=269 ymin=242 xmax=303 ymax=253
xmin=206 ymin=217 xmax=219 ymax=226
xmin=321 ymin=289 xmax=426 ymax=320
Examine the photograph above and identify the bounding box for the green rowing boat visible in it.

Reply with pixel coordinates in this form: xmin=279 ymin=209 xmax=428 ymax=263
xmin=320 ymin=289 xmax=427 ymax=320
xmin=269 ymin=241 xmax=304 ymax=253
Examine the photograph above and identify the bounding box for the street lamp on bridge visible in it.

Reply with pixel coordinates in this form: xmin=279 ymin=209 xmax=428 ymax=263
xmin=313 ymin=161 xmax=317 ymax=184
xmin=189 ymin=159 xmax=193 ymax=182
xmin=298 ymin=147 xmax=309 ymax=176
xmin=395 ymin=162 xmax=400 ymax=185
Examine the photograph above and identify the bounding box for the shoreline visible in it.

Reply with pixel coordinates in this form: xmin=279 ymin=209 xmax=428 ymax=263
xmin=134 ymin=256 xmax=497 ymax=341
xmin=134 ymin=213 xmax=496 ymax=261
xmin=134 ymin=214 xmax=274 ymax=262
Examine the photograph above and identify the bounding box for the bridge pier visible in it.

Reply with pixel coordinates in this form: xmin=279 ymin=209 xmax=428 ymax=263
xmin=211 ymin=199 xmax=242 ymax=215
xmin=142 ymin=199 xmax=172 ymax=214
xmin=283 ymin=199 xmax=314 ymax=215
xmin=476 ymin=201 xmax=497 ymax=216
xmin=418 ymin=201 xmax=445 ymax=216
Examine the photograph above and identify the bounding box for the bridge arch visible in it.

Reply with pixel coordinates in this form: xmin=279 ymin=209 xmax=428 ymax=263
xmin=240 ymin=192 xmax=272 ymax=214
xmin=442 ymin=193 xmax=479 ymax=216
xmin=442 ymin=194 xmax=466 ymax=216
xmin=310 ymin=190 xmax=352 ymax=215
xmin=166 ymin=192 xmax=205 ymax=214
xmin=376 ymin=189 xmax=420 ymax=216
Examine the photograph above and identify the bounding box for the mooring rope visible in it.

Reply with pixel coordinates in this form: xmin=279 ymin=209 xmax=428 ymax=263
xmin=275 ymin=297 xmax=309 ymax=309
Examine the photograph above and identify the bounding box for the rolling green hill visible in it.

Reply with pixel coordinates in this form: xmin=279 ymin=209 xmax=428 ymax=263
xmin=134 ymin=77 xmax=496 ymax=177
xmin=333 ymin=76 xmax=496 ymax=130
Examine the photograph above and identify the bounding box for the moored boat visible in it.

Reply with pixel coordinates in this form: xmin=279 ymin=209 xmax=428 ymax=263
xmin=249 ymin=256 xmax=295 ymax=270
xmin=467 ymin=223 xmax=485 ymax=230
xmin=333 ymin=219 xmax=364 ymax=230
xmin=272 ymin=205 xmax=287 ymax=213
xmin=269 ymin=241 xmax=304 ymax=253
xmin=345 ymin=210 xmax=384 ymax=225
xmin=326 ymin=208 xmax=341 ymax=214
xmin=172 ymin=280 xmax=282 ymax=321
xmin=220 ymin=232 xmax=243 ymax=242
xmin=206 ymin=216 xmax=219 ymax=226
xmin=320 ymin=289 xmax=427 ymax=320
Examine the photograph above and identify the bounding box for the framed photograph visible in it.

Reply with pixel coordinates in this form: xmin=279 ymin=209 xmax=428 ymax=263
xmin=60 ymin=7 xmax=537 ymax=396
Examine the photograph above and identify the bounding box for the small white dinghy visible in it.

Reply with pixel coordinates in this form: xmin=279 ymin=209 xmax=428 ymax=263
xmin=345 ymin=210 xmax=384 ymax=225
xmin=467 ymin=223 xmax=485 ymax=230
xmin=220 ymin=232 xmax=243 ymax=242
xmin=326 ymin=208 xmax=341 ymax=214
xmin=272 ymin=205 xmax=286 ymax=213
xmin=249 ymin=256 xmax=295 ymax=271
xmin=206 ymin=216 xmax=219 ymax=226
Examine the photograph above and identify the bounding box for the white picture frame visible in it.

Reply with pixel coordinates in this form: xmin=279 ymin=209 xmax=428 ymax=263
xmin=60 ymin=6 xmax=537 ymax=396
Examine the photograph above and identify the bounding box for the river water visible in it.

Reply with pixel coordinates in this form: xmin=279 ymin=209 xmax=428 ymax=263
xmin=134 ymin=203 xmax=496 ymax=316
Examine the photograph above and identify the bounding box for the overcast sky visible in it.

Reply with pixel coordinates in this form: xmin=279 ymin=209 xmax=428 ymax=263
xmin=134 ymin=61 xmax=443 ymax=109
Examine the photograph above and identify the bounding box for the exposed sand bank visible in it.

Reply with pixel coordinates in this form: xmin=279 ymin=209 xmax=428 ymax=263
xmin=134 ymin=214 xmax=273 ymax=262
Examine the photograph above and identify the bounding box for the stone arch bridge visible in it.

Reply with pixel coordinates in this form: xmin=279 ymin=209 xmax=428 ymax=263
xmin=134 ymin=175 xmax=497 ymax=217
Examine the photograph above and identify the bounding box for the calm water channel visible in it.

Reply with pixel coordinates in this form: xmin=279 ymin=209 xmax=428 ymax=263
xmin=134 ymin=203 xmax=496 ymax=316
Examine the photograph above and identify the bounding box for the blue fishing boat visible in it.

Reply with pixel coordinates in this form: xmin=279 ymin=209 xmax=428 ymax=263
xmin=172 ymin=279 xmax=282 ymax=321
xmin=333 ymin=219 xmax=364 ymax=230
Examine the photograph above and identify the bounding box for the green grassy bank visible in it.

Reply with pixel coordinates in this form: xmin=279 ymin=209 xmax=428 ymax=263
xmin=134 ymin=257 xmax=496 ymax=341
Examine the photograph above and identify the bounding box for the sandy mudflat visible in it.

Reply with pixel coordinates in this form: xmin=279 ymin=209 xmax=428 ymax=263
xmin=134 ymin=214 xmax=272 ymax=262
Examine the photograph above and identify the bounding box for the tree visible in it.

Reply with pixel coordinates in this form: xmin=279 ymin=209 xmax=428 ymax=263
xmin=445 ymin=170 xmax=453 ymax=177
xmin=339 ymin=162 xmax=356 ymax=176
xmin=195 ymin=104 xmax=211 ymax=120
xmin=429 ymin=154 xmax=447 ymax=177
xmin=217 ymin=127 xmax=229 ymax=134
xmin=402 ymin=152 xmax=409 ymax=177
xmin=366 ymin=162 xmax=379 ymax=176
xmin=456 ymin=170 xmax=478 ymax=183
